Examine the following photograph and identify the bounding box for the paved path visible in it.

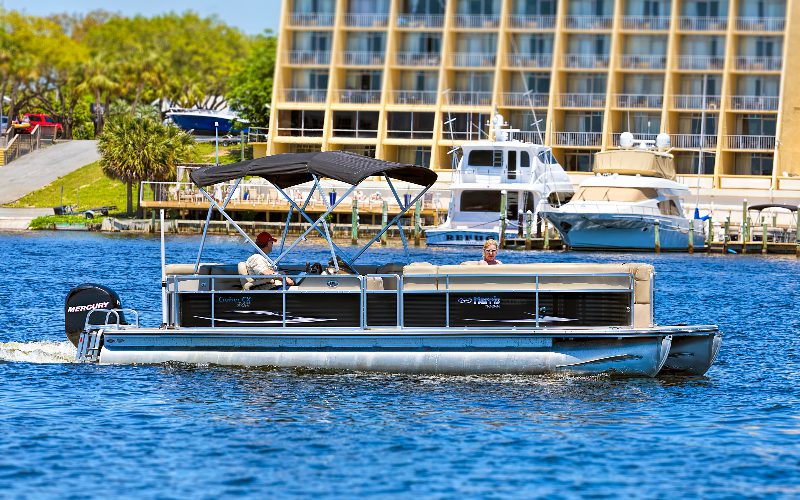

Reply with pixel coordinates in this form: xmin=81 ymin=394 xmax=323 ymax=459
xmin=0 ymin=140 xmax=99 ymax=205
xmin=0 ymin=207 xmax=53 ymax=231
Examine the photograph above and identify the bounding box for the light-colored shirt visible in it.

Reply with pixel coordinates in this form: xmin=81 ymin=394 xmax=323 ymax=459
xmin=479 ymin=259 xmax=503 ymax=265
xmin=246 ymin=253 xmax=277 ymax=276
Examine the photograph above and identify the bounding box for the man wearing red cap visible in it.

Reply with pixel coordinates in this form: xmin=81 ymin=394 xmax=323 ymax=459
xmin=246 ymin=232 xmax=294 ymax=286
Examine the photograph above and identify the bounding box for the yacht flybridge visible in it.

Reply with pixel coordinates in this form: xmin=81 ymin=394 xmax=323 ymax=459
xmin=64 ymin=152 xmax=720 ymax=376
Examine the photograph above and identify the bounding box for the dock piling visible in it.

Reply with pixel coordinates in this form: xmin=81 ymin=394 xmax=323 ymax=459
xmin=380 ymin=200 xmax=388 ymax=246
xmin=654 ymin=220 xmax=661 ymax=253
xmin=741 ymin=199 xmax=748 ymax=254
xmin=706 ymin=216 xmax=713 ymax=245
xmin=499 ymin=190 xmax=507 ymax=248
xmin=688 ymin=220 xmax=694 ymax=254
xmin=524 ymin=210 xmax=532 ymax=250
xmin=543 ymin=220 xmax=550 ymax=250
xmin=723 ymin=218 xmax=730 ymax=253
xmin=414 ymin=200 xmax=421 ymax=247
xmin=351 ymin=199 xmax=359 ymax=245
xmin=796 ymin=205 xmax=800 ymax=257
xmin=762 ymin=222 xmax=768 ymax=254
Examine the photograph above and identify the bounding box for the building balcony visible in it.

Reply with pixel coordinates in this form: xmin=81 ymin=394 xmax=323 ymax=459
xmin=734 ymin=56 xmax=782 ymax=71
xmin=735 ymin=17 xmax=786 ymax=32
xmin=390 ymin=90 xmax=438 ymax=105
xmin=553 ymin=131 xmax=602 ymax=147
xmin=277 ymin=125 xmax=324 ymax=138
xmin=286 ymin=51 xmax=331 ymax=65
xmin=563 ymin=16 xmax=613 ymax=30
xmin=335 ymin=89 xmax=382 ymax=104
xmin=620 ymin=16 xmax=670 ymax=31
xmin=396 ymin=14 xmax=444 ymax=28
xmin=614 ymin=94 xmax=663 ymax=109
xmin=283 ymin=88 xmax=328 ymax=103
xmin=515 ymin=131 xmax=546 ymax=143
xmin=450 ymin=52 xmax=496 ymax=67
xmin=558 ymin=93 xmax=606 ymax=108
xmin=562 ymin=54 xmax=609 ymax=69
xmin=507 ymin=15 xmax=556 ymax=30
xmin=729 ymin=95 xmax=779 ymax=111
xmin=501 ymin=92 xmax=549 ymax=107
xmin=672 ymin=95 xmax=721 ymax=109
xmin=441 ymin=130 xmax=485 ymax=141
xmin=445 ymin=91 xmax=493 ymax=106
xmin=343 ymin=13 xmax=389 ymax=28
xmin=288 ymin=13 xmax=335 ymax=27
xmin=332 ymin=127 xmax=379 ymax=139
xmin=453 ymin=14 xmax=500 ymax=29
xmin=611 ymin=133 xmax=657 ymax=146
xmin=342 ymin=51 xmax=385 ymax=66
xmin=506 ymin=53 xmax=552 ymax=68
xmin=725 ymin=135 xmax=776 ymax=150
xmin=677 ymin=16 xmax=727 ymax=31
xmin=386 ymin=129 xmax=434 ymax=140
xmin=395 ymin=52 xmax=440 ymax=66
xmin=619 ymin=54 xmax=667 ymax=70
xmin=671 ymin=134 xmax=717 ymax=149
xmin=676 ymin=55 xmax=724 ymax=70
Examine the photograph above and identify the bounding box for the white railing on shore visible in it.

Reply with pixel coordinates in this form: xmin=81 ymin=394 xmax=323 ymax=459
xmin=288 ymin=13 xmax=335 ymax=27
xmin=342 ymin=51 xmax=385 ymax=66
xmin=396 ymin=14 xmax=444 ymax=28
xmin=672 ymin=94 xmax=721 ymax=109
xmin=735 ymin=17 xmax=785 ymax=32
xmin=450 ymin=52 xmax=496 ymax=67
xmin=676 ymin=55 xmax=725 ymax=70
xmin=286 ymin=51 xmax=331 ymax=65
xmin=336 ymin=89 xmax=382 ymax=104
xmin=344 ymin=13 xmax=389 ymax=27
xmin=501 ymin=92 xmax=548 ymax=107
xmin=614 ymin=94 xmax=663 ymax=109
xmin=507 ymin=15 xmax=556 ymax=29
xmin=728 ymin=95 xmax=779 ymax=111
xmin=611 ymin=133 xmax=658 ymax=146
xmin=390 ymin=90 xmax=438 ymax=105
xmin=734 ymin=56 xmax=782 ymax=71
xmin=620 ymin=16 xmax=671 ymax=30
xmin=562 ymin=53 xmax=609 ymax=69
xmin=506 ymin=53 xmax=552 ymax=68
xmin=564 ymin=15 xmax=613 ymax=30
xmin=453 ymin=14 xmax=500 ymax=28
xmin=553 ymin=131 xmax=602 ymax=147
xmin=395 ymin=52 xmax=440 ymax=66
xmin=283 ymin=88 xmax=328 ymax=103
xmin=619 ymin=54 xmax=667 ymax=70
xmin=558 ymin=93 xmax=606 ymax=108
xmin=678 ymin=16 xmax=727 ymax=31
xmin=671 ymin=134 xmax=718 ymax=149
xmin=725 ymin=135 xmax=776 ymax=150
xmin=445 ymin=91 xmax=493 ymax=106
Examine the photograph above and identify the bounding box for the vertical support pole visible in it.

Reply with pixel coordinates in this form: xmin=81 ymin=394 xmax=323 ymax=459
xmin=741 ymin=199 xmax=748 ymax=253
xmin=380 ymin=200 xmax=388 ymax=246
xmin=762 ymin=222 xmax=768 ymax=254
xmin=706 ymin=216 xmax=713 ymax=245
xmin=796 ymin=205 xmax=800 ymax=257
xmin=351 ymin=199 xmax=359 ymax=245
xmin=743 ymin=215 xmax=750 ymax=255
xmin=414 ymin=199 xmax=421 ymax=247
xmin=524 ymin=210 xmax=532 ymax=250
xmin=688 ymin=220 xmax=694 ymax=254
xmin=543 ymin=219 xmax=550 ymax=250
xmin=240 ymin=130 xmax=245 ymax=161
xmin=654 ymin=220 xmax=661 ymax=253
xmin=499 ymin=190 xmax=507 ymax=248
xmin=723 ymin=218 xmax=730 ymax=253
xmin=160 ymin=209 xmax=167 ymax=327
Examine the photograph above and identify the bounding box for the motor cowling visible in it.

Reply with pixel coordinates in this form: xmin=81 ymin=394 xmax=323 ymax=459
xmin=65 ymin=284 xmax=124 ymax=347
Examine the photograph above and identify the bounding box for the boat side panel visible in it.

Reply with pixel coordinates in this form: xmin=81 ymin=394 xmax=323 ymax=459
xmin=661 ymin=332 xmax=722 ymax=375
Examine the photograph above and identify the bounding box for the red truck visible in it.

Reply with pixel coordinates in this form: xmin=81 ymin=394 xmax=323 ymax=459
xmin=14 ymin=113 xmax=64 ymax=137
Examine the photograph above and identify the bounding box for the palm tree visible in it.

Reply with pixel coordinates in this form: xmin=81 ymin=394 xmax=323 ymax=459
xmin=98 ymin=115 xmax=195 ymax=215
xmin=77 ymin=56 xmax=119 ymax=137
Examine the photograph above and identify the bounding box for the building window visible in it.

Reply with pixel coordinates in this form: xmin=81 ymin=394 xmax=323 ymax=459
xmin=735 ymin=153 xmax=773 ymax=176
xmin=564 ymin=151 xmax=595 ymax=172
xmin=280 ymin=110 xmax=325 ymax=137
xmin=332 ymin=111 xmax=379 ymax=138
xmin=674 ymin=152 xmax=715 ymax=175
xmin=737 ymin=114 xmax=776 ymax=136
xmin=387 ymin=112 xmax=435 ymax=139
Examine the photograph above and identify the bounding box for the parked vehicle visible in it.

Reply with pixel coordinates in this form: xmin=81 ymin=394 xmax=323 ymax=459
xmin=16 ymin=113 xmax=63 ymax=137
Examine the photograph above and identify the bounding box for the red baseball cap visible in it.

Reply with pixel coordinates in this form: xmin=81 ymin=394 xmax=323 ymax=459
xmin=255 ymin=232 xmax=277 ymax=247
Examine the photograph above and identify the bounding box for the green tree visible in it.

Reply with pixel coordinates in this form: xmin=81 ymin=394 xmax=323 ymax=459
xmin=228 ymin=32 xmax=276 ymax=127
xmin=98 ymin=115 xmax=195 ymax=215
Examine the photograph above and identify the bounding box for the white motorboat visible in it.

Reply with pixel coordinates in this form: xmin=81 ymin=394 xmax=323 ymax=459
xmin=426 ymin=114 xmax=574 ymax=246
xmin=64 ymin=152 xmax=720 ymax=377
xmin=542 ymin=133 xmax=707 ymax=251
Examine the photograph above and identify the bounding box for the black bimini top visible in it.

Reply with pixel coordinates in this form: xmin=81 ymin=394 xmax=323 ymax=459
xmin=748 ymin=203 xmax=798 ymax=212
xmin=189 ymin=151 xmax=438 ymax=189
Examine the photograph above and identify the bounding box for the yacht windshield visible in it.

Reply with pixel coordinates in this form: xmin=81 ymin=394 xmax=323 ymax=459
xmin=461 ymin=191 xmax=501 ymax=212
xmin=573 ymin=187 xmax=658 ymax=202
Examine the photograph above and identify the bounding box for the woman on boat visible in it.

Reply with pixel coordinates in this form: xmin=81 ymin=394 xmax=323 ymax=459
xmin=479 ymin=239 xmax=502 ymax=265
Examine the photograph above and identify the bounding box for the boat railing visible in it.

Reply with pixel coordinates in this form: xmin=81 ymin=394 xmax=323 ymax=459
xmin=556 ymin=202 xmax=679 ymax=219
xmin=84 ymin=308 xmax=140 ymax=331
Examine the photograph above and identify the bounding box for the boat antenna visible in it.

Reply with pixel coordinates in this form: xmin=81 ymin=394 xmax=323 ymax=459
xmin=508 ymin=35 xmax=544 ymax=144
xmin=442 ymin=89 xmax=461 ymax=169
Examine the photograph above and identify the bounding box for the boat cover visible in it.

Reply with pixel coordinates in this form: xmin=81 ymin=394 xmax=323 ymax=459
xmin=593 ymin=149 xmax=676 ymax=180
xmin=189 ymin=151 xmax=438 ymax=189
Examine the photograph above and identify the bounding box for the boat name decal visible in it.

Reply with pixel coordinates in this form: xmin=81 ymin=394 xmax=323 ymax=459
xmin=217 ymin=296 xmax=252 ymax=308
xmin=458 ymin=296 xmax=501 ymax=309
xmin=67 ymin=301 xmax=110 ymax=313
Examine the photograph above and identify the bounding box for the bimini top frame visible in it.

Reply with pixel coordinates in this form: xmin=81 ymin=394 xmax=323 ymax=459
xmin=187 ymin=151 xmax=439 ymax=273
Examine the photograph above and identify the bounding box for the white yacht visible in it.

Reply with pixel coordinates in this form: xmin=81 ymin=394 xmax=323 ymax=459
xmin=541 ymin=133 xmax=706 ymax=251
xmin=425 ymin=114 xmax=574 ymax=246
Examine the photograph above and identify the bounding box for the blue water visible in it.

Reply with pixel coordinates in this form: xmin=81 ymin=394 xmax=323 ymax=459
xmin=1 ymin=231 xmax=798 ymax=498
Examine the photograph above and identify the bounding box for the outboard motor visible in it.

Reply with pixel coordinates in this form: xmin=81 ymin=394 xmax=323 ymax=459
xmin=65 ymin=284 xmax=124 ymax=347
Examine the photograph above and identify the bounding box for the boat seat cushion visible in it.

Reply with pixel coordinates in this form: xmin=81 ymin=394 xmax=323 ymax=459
xmin=402 ymin=262 xmax=438 ymax=290
xmin=237 ymin=262 xmax=272 ymax=291
xmin=437 ymin=263 xmax=635 ymax=291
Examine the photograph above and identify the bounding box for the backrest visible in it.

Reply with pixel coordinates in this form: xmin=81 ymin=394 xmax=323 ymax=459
xmin=402 ymin=262 xmax=438 ymax=290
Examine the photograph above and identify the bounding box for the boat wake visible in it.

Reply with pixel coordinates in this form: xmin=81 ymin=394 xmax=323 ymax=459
xmin=0 ymin=341 xmax=76 ymax=363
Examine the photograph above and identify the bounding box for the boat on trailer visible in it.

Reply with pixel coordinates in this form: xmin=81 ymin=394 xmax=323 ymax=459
xmin=64 ymin=152 xmax=721 ymax=376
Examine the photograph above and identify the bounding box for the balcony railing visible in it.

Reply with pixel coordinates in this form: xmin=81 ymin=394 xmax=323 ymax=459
xmin=445 ymin=91 xmax=493 ymax=106
xmin=286 ymin=51 xmax=331 ymax=65
xmin=620 ymin=54 xmax=667 ymax=70
xmin=441 ymin=129 xmax=486 ymax=141
xmin=725 ymin=135 xmax=776 ymax=150
xmin=676 ymin=55 xmax=724 ymax=70
xmin=396 ymin=14 xmax=444 ymax=28
xmin=611 ymin=133 xmax=658 ymax=146
xmin=553 ymin=131 xmax=602 ymax=147
xmin=390 ymin=90 xmax=438 ymax=105
xmin=450 ymin=52 xmax=496 ymax=67
xmin=558 ymin=93 xmax=606 ymax=108
xmin=336 ymin=89 xmax=382 ymax=104
xmin=395 ymin=52 xmax=440 ymax=66
xmin=671 ymin=134 xmax=717 ymax=149
xmin=342 ymin=51 xmax=385 ymax=66
xmin=614 ymin=94 xmax=663 ymax=109
xmin=506 ymin=53 xmax=552 ymax=68
xmin=564 ymin=15 xmax=613 ymax=30
xmin=386 ymin=129 xmax=434 ymax=140
xmin=729 ymin=95 xmax=780 ymax=111
xmin=289 ymin=13 xmax=335 ymax=27
xmin=332 ymin=127 xmax=378 ymax=139
xmin=453 ymin=14 xmax=500 ymax=28
xmin=672 ymin=95 xmax=721 ymax=109
xmin=516 ymin=131 xmax=546 ymax=143
xmin=620 ymin=16 xmax=671 ymax=31
xmin=735 ymin=17 xmax=785 ymax=32
xmin=283 ymin=88 xmax=328 ymax=103
xmin=277 ymin=126 xmax=324 ymax=137
xmin=562 ymin=54 xmax=609 ymax=69
xmin=501 ymin=92 xmax=549 ymax=107
xmin=678 ymin=16 xmax=727 ymax=31
xmin=344 ymin=13 xmax=389 ymax=28
xmin=507 ymin=15 xmax=556 ymax=29
xmin=734 ymin=56 xmax=783 ymax=71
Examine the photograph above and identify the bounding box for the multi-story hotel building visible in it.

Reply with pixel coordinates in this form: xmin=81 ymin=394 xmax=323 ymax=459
xmin=267 ymin=0 xmax=798 ymax=192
